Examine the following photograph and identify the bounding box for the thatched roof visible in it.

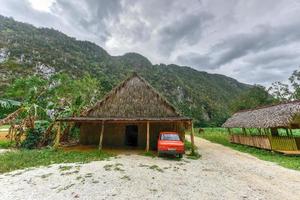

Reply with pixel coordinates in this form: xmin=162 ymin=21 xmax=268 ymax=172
xmin=222 ymin=101 xmax=300 ymax=128
xmin=57 ymin=117 xmax=191 ymax=123
xmin=81 ymin=73 xmax=188 ymax=121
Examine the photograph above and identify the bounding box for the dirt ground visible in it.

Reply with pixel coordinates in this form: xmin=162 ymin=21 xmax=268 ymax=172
xmin=1 ymin=137 xmax=300 ymax=200
xmin=0 ymin=131 xmax=9 ymax=141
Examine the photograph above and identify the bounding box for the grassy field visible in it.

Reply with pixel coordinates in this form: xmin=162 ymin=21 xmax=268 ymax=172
xmin=0 ymin=125 xmax=10 ymax=131
xmin=0 ymin=149 xmax=112 ymax=173
xmin=0 ymin=141 xmax=14 ymax=149
xmin=198 ymin=128 xmax=300 ymax=171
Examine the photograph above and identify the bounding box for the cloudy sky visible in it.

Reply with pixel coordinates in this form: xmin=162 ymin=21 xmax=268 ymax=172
xmin=0 ymin=0 xmax=300 ymax=86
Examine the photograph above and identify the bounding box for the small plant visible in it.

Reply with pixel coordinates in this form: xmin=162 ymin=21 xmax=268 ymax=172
xmin=57 ymin=183 xmax=75 ymax=193
xmin=84 ymin=173 xmax=93 ymax=178
xmin=186 ymin=151 xmax=201 ymax=160
xmin=103 ymin=164 xmax=113 ymax=171
xmin=40 ymin=173 xmax=53 ymax=179
xmin=61 ymin=170 xmax=79 ymax=176
xmin=149 ymin=165 xmax=164 ymax=172
xmin=21 ymin=121 xmax=49 ymax=149
xmin=59 ymin=165 xmax=73 ymax=171
xmin=141 ymin=151 xmax=156 ymax=158
xmin=120 ymin=175 xmax=131 ymax=180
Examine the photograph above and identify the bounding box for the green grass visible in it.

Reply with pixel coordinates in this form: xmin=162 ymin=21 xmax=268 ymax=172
xmin=202 ymin=127 xmax=300 ymax=136
xmin=197 ymin=129 xmax=300 ymax=171
xmin=141 ymin=151 xmax=157 ymax=158
xmin=0 ymin=148 xmax=112 ymax=173
xmin=0 ymin=141 xmax=14 ymax=149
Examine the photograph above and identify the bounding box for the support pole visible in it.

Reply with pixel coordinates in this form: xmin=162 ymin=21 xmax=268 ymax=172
xmin=54 ymin=122 xmax=61 ymax=149
xmin=190 ymin=122 xmax=195 ymax=154
xmin=286 ymin=128 xmax=289 ymax=136
xmin=227 ymin=128 xmax=232 ymax=135
xmin=99 ymin=121 xmax=104 ymax=150
xmin=146 ymin=121 xmax=150 ymax=152
xmin=242 ymin=128 xmax=246 ymax=135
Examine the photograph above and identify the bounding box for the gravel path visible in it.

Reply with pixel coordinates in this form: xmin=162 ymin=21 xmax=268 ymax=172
xmin=1 ymin=137 xmax=300 ymax=200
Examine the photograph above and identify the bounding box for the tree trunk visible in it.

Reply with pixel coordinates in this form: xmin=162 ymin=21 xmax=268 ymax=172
xmin=60 ymin=123 xmax=72 ymax=142
xmin=0 ymin=108 xmax=23 ymax=126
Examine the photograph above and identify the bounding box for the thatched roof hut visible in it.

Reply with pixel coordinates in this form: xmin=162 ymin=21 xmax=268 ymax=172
xmin=222 ymin=101 xmax=300 ymax=129
xmin=57 ymin=73 xmax=194 ymax=152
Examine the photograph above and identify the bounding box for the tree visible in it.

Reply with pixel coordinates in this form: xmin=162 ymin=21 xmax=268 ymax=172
xmin=230 ymin=85 xmax=274 ymax=113
xmin=268 ymin=68 xmax=300 ymax=101
xmin=2 ymin=73 xmax=104 ymax=147
xmin=289 ymin=70 xmax=300 ymax=99
xmin=268 ymin=82 xmax=291 ymax=102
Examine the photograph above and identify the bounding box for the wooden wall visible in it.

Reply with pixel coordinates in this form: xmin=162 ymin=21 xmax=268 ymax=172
xmin=79 ymin=122 xmax=185 ymax=150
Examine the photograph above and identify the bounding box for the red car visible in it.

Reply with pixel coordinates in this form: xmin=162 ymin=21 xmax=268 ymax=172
xmin=157 ymin=131 xmax=185 ymax=158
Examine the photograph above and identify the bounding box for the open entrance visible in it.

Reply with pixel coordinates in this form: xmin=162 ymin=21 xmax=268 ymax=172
xmin=125 ymin=125 xmax=138 ymax=147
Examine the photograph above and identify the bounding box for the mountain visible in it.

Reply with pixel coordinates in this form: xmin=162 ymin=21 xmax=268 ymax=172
xmin=0 ymin=15 xmax=250 ymax=126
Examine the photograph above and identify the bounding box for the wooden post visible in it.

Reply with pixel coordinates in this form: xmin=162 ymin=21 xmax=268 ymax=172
xmin=227 ymin=128 xmax=232 ymax=135
xmin=99 ymin=121 xmax=104 ymax=150
xmin=191 ymin=122 xmax=195 ymax=154
xmin=146 ymin=121 xmax=150 ymax=152
xmin=286 ymin=128 xmax=289 ymax=136
xmin=242 ymin=128 xmax=246 ymax=135
xmin=54 ymin=122 xmax=61 ymax=149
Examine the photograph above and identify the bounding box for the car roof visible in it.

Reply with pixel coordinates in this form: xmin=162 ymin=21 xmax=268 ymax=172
xmin=159 ymin=131 xmax=178 ymax=134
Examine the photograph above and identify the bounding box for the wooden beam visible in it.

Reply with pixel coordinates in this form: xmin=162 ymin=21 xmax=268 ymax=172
xmin=54 ymin=122 xmax=61 ymax=149
xmin=146 ymin=121 xmax=150 ymax=152
xmin=191 ymin=122 xmax=195 ymax=154
xmin=99 ymin=121 xmax=104 ymax=150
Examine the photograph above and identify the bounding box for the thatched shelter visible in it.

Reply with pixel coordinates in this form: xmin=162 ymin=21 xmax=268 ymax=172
xmin=56 ymin=73 xmax=194 ymax=152
xmin=222 ymin=101 xmax=300 ymax=154
xmin=223 ymin=101 xmax=300 ymax=129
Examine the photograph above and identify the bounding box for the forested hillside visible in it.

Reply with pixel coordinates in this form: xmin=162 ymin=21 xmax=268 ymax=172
xmin=0 ymin=15 xmax=250 ymax=126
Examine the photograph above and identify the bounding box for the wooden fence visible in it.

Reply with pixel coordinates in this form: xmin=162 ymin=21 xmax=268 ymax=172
xmin=229 ymin=135 xmax=271 ymax=150
xmin=269 ymin=136 xmax=298 ymax=151
xmin=229 ymin=134 xmax=300 ymax=151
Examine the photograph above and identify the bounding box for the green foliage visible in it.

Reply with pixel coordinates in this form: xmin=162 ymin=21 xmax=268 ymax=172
xmin=0 ymin=149 xmax=112 ymax=173
xmin=0 ymin=99 xmax=20 ymax=119
xmin=142 ymin=151 xmax=157 ymax=158
xmin=184 ymin=139 xmax=194 ymax=151
xmin=20 ymin=121 xmax=49 ymax=149
xmin=0 ymin=15 xmax=250 ymax=126
xmin=0 ymin=141 xmax=14 ymax=149
xmin=269 ymin=68 xmax=300 ymax=101
xmin=198 ymin=129 xmax=300 ymax=171
xmin=230 ymin=85 xmax=274 ymax=113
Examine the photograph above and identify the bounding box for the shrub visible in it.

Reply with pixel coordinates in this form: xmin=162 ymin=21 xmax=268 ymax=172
xmin=21 ymin=121 xmax=49 ymax=149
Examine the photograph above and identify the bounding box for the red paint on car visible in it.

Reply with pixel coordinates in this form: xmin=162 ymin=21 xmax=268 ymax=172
xmin=157 ymin=131 xmax=184 ymax=158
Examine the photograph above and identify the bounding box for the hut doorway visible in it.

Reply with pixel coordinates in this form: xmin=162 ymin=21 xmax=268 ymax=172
xmin=125 ymin=125 xmax=138 ymax=147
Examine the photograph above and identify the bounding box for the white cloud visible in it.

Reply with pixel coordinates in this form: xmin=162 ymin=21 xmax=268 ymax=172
xmin=28 ymin=0 xmax=56 ymax=12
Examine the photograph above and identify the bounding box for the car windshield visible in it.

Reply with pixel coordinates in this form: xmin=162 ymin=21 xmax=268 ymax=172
xmin=160 ymin=133 xmax=180 ymax=141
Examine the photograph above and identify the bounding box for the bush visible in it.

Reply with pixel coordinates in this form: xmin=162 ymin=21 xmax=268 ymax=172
xmin=21 ymin=121 xmax=49 ymax=149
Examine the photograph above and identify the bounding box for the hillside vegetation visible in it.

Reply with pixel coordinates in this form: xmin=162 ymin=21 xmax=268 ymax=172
xmin=0 ymin=15 xmax=250 ymax=126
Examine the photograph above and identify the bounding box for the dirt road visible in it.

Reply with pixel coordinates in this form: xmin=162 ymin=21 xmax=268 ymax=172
xmin=1 ymin=137 xmax=300 ymax=200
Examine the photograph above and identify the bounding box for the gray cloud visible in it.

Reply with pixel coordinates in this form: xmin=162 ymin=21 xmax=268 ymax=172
xmin=176 ymin=21 xmax=300 ymax=69
xmin=213 ymin=23 xmax=300 ymax=66
xmin=157 ymin=11 xmax=214 ymax=55
xmin=0 ymin=0 xmax=300 ymax=85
